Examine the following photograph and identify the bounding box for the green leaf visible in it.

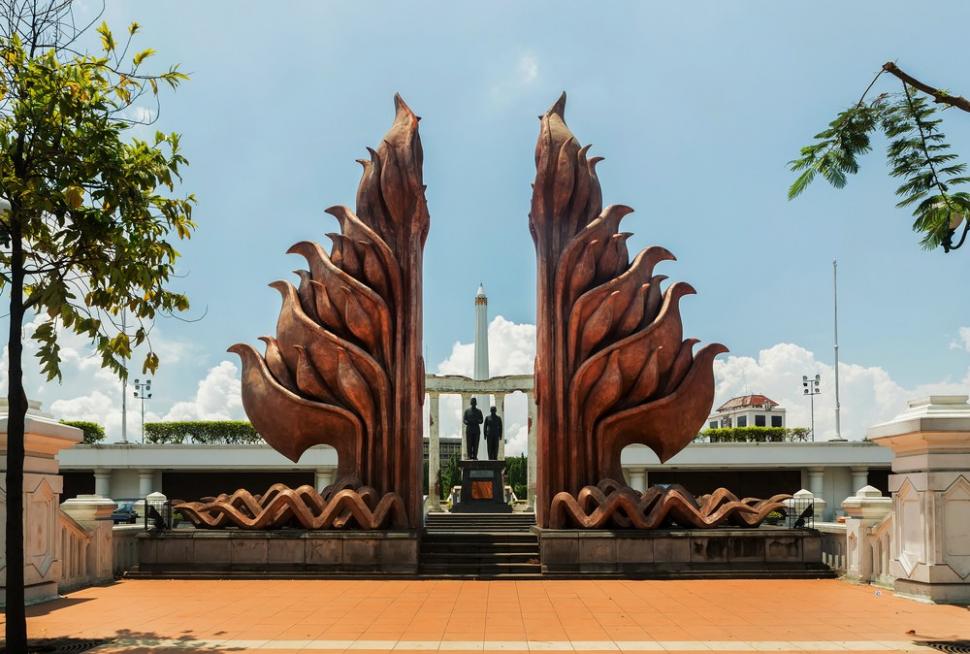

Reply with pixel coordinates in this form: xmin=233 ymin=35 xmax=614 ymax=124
xmin=96 ymin=21 xmax=115 ymax=52
xmin=133 ymin=48 xmax=156 ymax=66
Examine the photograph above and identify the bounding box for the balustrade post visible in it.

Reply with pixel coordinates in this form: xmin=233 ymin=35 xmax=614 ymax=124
xmin=841 ymin=485 xmax=892 ymax=584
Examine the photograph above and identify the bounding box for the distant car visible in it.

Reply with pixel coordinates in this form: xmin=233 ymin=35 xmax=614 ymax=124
xmin=112 ymin=502 xmax=138 ymax=524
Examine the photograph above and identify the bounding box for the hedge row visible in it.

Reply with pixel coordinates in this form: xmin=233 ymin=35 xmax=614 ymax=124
xmin=144 ymin=420 xmax=262 ymax=444
xmin=700 ymin=426 xmax=811 ymax=443
xmin=60 ymin=420 xmax=106 ymax=444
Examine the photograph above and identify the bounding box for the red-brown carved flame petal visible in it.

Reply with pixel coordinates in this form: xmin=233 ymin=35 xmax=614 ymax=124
xmin=228 ymin=343 xmax=361 ymax=470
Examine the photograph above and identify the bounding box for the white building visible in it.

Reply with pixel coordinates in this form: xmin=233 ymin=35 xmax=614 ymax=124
xmin=59 ymin=438 xmax=890 ymax=522
xmin=708 ymin=394 xmax=787 ymax=429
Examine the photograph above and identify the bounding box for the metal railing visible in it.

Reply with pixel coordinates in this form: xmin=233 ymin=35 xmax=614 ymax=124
xmin=784 ymin=495 xmax=815 ymax=529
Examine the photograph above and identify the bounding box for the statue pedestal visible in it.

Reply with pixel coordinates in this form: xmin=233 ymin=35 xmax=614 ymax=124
xmin=453 ymin=460 xmax=511 ymax=513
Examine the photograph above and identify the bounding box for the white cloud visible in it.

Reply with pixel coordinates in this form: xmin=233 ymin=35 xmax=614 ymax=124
xmin=950 ymin=326 xmax=970 ymax=353
xmin=517 ymin=53 xmax=539 ymax=85
xmin=714 ymin=343 xmax=970 ymax=440
xmin=126 ymin=105 xmax=156 ymax=124
xmin=430 ymin=318 xmax=970 ymax=448
xmin=488 ymin=51 xmax=541 ymax=109
xmin=163 ymin=360 xmax=243 ymax=421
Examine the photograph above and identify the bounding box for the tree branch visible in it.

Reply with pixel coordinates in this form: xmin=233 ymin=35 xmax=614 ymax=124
xmin=883 ymin=61 xmax=970 ymax=113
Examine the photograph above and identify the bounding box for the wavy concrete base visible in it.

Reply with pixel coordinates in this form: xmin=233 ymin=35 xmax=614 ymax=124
xmin=130 ymin=529 xmax=419 ymax=577
xmin=535 ymin=527 xmax=832 ymax=578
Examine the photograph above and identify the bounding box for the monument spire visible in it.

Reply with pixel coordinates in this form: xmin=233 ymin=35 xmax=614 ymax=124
xmin=473 ymin=283 xmax=489 ymax=383
xmin=473 ymin=283 xmax=490 ymax=417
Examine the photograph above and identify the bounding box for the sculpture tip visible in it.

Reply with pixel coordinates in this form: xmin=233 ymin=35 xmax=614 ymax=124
xmin=547 ymin=91 xmax=567 ymax=119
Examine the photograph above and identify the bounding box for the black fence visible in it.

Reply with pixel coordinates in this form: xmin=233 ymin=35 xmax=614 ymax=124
xmin=784 ymin=495 xmax=815 ymax=529
xmin=142 ymin=497 xmax=176 ymax=531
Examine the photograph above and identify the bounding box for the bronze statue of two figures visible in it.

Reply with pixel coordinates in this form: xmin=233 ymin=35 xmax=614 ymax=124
xmin=175 ymin=94 xmax=789 ymax=531
xmin=463 ymin=398 xmax=502 ymax=461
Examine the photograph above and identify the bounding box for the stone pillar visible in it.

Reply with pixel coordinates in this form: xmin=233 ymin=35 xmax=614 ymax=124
xmin=850 ymin=466 xmax=869 ymax=494
xmin=495 ymin=392 xmax=507 ymax=461
xmin=0 ymin=400 xmax=83 ymax=605
xmin=427 ymin=393 xmax=440 ymax=510
xmin=807 ymin=467 xmax=826 ymax=519
xmin=60 ymin=495 xmax=117 ymax=585
xmin=315 ymin=468 xmax=334 ymax=492
xmin=869 ymin=395 xmax=970 ymax=604
xmin=627 ymin=468 xmax=646 ymax=492
xmin=841 ymin=485 xmax=892 ymax=584
xmin=808 ymin=467 xmax=825 ymax=497
xmin=527 ymin=391 xmax=537 ymax=510
xmin=460 ymin=392 xmax=472 ymax=460
xmin=93 ymin=468 xmax=112 ymax=499
xmin=137 ymin=470 xmax=154 ymax=498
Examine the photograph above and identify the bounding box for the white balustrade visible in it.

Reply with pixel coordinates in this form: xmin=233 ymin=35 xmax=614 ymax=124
xmin=57 ymin=511 xmax=91 ymax=592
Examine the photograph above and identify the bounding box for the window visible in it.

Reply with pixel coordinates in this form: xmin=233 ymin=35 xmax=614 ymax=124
xmin=755 ymin=415 xmax=766 ymax=427
xmin=709 ymin=421 xmax=718 ymax=430
xmin=736 ymin=416 xmax=747 ymax=427
xmin=771 ymin=415 xmax=783 ymax=427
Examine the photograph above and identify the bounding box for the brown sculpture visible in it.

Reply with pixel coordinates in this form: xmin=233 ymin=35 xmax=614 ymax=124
xmin=181 ymin=95 xmax=429 ymax=530
xmin=175 ymin=482 xmax=408 ymax=530
xmin=529 ymin=94 xmax=776 ymax=529
xmin=548 ymin=480 xmax=789 ymax=529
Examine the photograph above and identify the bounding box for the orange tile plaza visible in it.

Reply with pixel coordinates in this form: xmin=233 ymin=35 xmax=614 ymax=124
xmin=10 ymin=578 xmax=970 ymax=653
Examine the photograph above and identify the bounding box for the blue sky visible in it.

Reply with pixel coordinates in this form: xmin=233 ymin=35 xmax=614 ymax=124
xmin=6 ymin=1 xmax=970 ymax=445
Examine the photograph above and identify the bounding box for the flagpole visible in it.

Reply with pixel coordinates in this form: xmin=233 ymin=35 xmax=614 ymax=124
xmin=833 ymin=259 xmax=843 ymax=441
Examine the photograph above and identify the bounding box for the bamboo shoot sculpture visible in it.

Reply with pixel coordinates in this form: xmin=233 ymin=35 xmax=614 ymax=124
xmin=530 ymin=94 xmax=787 ymax=528
xmin=177 ymin=95 xmax=427 ymax=530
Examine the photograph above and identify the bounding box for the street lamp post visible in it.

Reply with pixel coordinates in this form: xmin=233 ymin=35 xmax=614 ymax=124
xmin=133 ymin=378 xmax=152 ymax=443
xmin=802 ymin=374 xmax=821 ymax=442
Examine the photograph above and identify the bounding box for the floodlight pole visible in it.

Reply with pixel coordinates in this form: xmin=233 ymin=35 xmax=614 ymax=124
xmin=121 ymin=311 xmax=127 ymax=443
xmin=833 ymin=259 xmax=843 ymax=441
xmin=133 ymin=378 xmax=152 ymax=443
xmin=803 ymin=374 xmax=821 ymax=442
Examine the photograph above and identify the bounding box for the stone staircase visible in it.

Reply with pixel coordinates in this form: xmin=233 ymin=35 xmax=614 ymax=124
xmin=420 ymin=513 xmax=541 ymax=578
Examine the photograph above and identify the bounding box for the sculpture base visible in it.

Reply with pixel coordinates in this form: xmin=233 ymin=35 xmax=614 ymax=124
xmin=452 ymin=460 xmax=511 ymax=513
xmin=535 ymin=527 xmax=832 ymax=578
xmin=130 ymin=529 xmax=419 ymax=578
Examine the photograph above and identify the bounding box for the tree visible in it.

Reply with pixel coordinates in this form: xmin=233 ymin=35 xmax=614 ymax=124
xmin=59 ymin=420 xmax=105 ymax=444
xmin=789 ymin=61 xmax=970 ymax=252
xmin=0 ymin=2 xmax=194 ymax=648
xmin=440 ymin=454 xmax=460 ymax=500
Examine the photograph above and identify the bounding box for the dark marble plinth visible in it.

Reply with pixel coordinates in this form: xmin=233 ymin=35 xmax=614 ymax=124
xmin=130 ymin=529 xmax=419 ymax=578
xmin=535 ymin=527 xmax=832 ymax=578
xmin=452 ymin=459 xmax=511 ymax=513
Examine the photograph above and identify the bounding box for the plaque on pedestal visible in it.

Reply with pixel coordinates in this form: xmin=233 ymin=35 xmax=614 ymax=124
xmin=452 ymin=460 xmax=511 ymax=513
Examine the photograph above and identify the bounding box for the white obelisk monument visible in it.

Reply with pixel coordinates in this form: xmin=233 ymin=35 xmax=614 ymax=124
xmin=473 ymin=284 xmax=490 ymax=410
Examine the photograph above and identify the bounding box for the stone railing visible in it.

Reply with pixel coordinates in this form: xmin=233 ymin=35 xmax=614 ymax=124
xmin=815 ymin=521 xmax=846 ymax=574
xmin=842 ymin=485 xmax=894 ymax=587
xmin=57 ymin=510 xmax=91 ymax=592
xmin=112 ymin=525 xmax=142 ymax=577
xmin=57 ymin=495 xmax=117 ymax=594
xmin=869 ymin=513 xmax=894 ymax=587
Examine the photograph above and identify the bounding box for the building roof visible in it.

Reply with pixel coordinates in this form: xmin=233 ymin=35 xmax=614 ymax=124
xmin=716 ymin=394 xmax=779 ymax=412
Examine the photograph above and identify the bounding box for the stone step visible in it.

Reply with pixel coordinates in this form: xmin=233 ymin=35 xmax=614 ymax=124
xmin=420 ymin=552 xmax=539 ymax=562
xmin=419 ymin=562 xmax=542 ymax=576
xmin=424 ymin=529 xmax=538 ymax=542
xmin=421 ymin=543 xmax=539 ymax=554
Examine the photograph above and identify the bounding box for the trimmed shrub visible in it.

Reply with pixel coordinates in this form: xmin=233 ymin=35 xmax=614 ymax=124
xmin=143 ymin=420 xmax=261 ymax=444
xmin=60 ymin=420 xmax=106 ymax=444
xmin=701 ymin=426 xmax=787 ymax=443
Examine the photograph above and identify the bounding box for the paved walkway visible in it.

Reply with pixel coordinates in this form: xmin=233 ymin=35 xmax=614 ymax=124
xmin=7 ymin=579 xmax=969 ymax=653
